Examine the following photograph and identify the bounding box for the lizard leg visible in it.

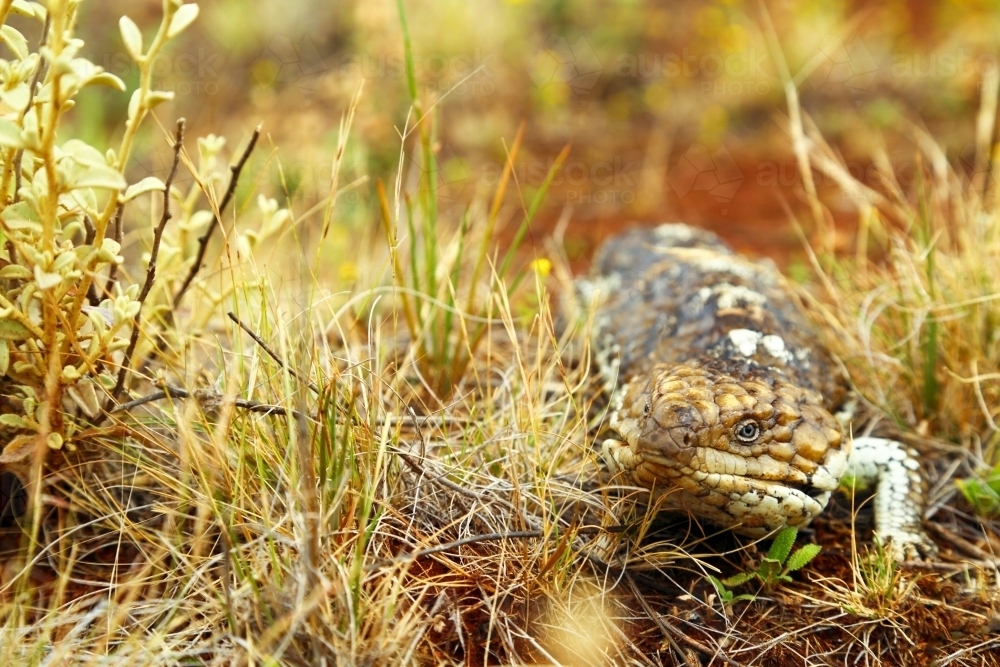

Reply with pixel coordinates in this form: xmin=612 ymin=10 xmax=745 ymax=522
xmin=847 ymin=436 xmax=937 ymax=560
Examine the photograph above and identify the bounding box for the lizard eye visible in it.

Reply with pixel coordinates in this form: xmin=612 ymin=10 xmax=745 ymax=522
xmin=735 ymin=419 xmax=760 ymax=443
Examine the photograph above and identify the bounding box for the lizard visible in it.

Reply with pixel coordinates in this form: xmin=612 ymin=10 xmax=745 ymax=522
xmin=580 ymin=223 xmax=937 ymax=561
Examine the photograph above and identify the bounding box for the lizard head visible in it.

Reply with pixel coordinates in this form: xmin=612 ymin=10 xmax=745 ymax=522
xmin=602 ymin=361 xmax=850 ymax=535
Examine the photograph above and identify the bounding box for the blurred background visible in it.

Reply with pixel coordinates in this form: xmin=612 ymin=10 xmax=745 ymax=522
xmin=64 ymin=0 xmax=1000 ymax=273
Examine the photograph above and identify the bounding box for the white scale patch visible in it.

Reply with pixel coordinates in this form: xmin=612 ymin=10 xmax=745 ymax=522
xmin=728 ymin=329 xmax=763 ymax=356
xmin=654 ymin=223 xmax=697 ymax=243
xmin=727 ymin=329 xmax=796 ymax=363
xmin=760 ymin=334 xmax=794 ymax=363
xmin=695 ymin=283 xmax=767 ymax=312
xmin=713 ymin=283 xmax=767 ymax=310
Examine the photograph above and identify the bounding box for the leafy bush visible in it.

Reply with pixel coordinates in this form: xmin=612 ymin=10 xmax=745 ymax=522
xmin=0 ymin=0 xmax=206 ymax=471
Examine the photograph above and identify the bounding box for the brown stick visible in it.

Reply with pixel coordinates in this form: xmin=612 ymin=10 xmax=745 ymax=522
xmin=227 ymin=311 xmax=319 ymax=394
xmin=110 ymin=119 xmax=186 ymax=403
xmin=102 ymin=203 xmax=125 ymax=299
xmin=111 ymin=383 xmax=299 ymax=419
xmin=172 ymin=125 xmax=261 ymax=307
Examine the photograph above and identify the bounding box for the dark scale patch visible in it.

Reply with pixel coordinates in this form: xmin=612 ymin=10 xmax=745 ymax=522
xmin=588 ymin=224 xmax=848 ymax=412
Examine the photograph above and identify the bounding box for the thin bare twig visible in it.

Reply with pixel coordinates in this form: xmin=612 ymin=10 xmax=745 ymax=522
xmin=111 ymin=383 xmax=301 ymax=419
xmin=227 ymin=311 xmax=320 ymax=394
xmin=173 ymin=125 xmax=261 ymax=307
xmin=83 ymin=214 xmax=96 ymax=245
xmin=102 ymin=203 xmax=125 ymax=299
xmin=109 ymin=119 xmax=186 ymax=404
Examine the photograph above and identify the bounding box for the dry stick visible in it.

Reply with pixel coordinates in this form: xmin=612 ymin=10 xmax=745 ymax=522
xmin=83 ymin=214 xmax=96 ymax=245
xmin=625 ymin=573 xmax=748 ymax=667
xmin=111 ymin=383 xmax=301 ymax=419
xmin=173 ymin=125 xmax=261 ymax=307
xmin=83 ymin=213 xmax=103 ymax=307
xmin=109 ymin=119 xmax=186 ymax=403
xmin=102 ymin=203 xmax=124 ymax=299
xmin=227 ymin=311 xmax=320 ymax=394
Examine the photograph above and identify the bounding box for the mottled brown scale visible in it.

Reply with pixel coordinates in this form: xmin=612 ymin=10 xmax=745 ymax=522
xmin=590 ymin=225 xmax=846 ymax=404
xmin=590 ymin=224 xmax=853 ymax=537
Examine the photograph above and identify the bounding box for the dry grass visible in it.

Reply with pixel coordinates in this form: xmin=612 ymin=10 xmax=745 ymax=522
xmin=3 ymin=3 xmax=1000 ymax=666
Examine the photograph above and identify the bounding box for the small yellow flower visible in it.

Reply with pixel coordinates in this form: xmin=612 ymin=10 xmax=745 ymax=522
xmin=339 ymin=261 xmax=358 ymax=282
xmin=530 ymin=257 xmax=552 ymax=279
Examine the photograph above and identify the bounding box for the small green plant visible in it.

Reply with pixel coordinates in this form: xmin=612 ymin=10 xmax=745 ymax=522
xmin=705 ymin=574 xmax=756 ymax=608
xmin=956 ymin=463 xmax=1000 ymax=517
xmin=711 ymin=526 xmax=823 ymax=598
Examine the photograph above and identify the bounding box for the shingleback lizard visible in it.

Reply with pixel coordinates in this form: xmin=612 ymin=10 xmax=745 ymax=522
xmin=582 ymin=223 xmax=937 ymax=561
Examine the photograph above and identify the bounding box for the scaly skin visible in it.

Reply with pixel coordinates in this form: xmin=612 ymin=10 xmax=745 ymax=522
xmin=586 ymin=223 xmax=936 ymax=560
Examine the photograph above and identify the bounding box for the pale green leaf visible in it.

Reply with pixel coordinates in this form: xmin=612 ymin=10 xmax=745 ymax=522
xmin=0 ymin=25 xmax=29 ymax=60
xmin=720 ymin=572 xmax=754 ymax=587
xmin=146 ymin=90 xmax=175 ymax=108
xmin=0 ymin=340 xmax=8 ymax=377
xmin=767 ymin=526 xmax=798 ymax=564
xmin=61 ymin=139 xmax=108 ymax=165
xmin=123 ymin=176 xmax=166 ymax=203
xmin=127 ymin=89 xmax=141 ymax=120
xmin=757 ymin=558 xmax=783 ymax=582
xmin=98 ymin=237 xmax=122 ymax=262
xmin=167 ymin=4 xmax=199 ymax=39
xmin=785 ymin=544 xmax=823 ymax=573
xmin=0 ymin=201 xmax=41 ymax=232
xmin=0 ymin=413 xmax=27 ymax=428
xmin=119 ymin=16 xmax=143 ymax=61
xmin=0 ymin=316 xmax=33 ymax=341
xmin=84 ymin=71 xmax=127 ymax=92
xmin=0 ymin=118 xmax=23 ymax=149
xmin=0 ymin=84 xmax=30 ymax=112
xmin=11 ymin=1 xmax=45 ymax=20
xmin=0 ymin=265 xmax=31 ymax=280
xmin=33 ymin=265 xmax=62 ymax=291
xmin=45 ymin=432 xmax=63 ymax=450
xmin=65 ymin=161 xmax=127 ymax=191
